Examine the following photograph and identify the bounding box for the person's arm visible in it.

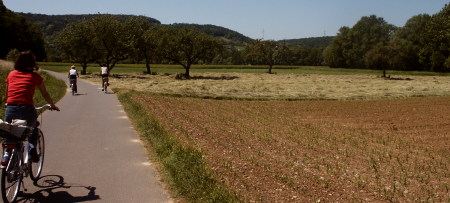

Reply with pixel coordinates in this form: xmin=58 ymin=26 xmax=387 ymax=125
xmin=38 ymin=82 xmax=60 ymax=111
xmin=4 ymin=83 xmax=7 ymax=106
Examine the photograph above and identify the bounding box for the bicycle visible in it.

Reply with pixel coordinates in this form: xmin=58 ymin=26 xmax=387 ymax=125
xmin=0 ymin=104 xmax=52 ymax=203
xmin=102 ymin=76 xmax=108 ymax=93
xmin=69 ymin=79 xmax=77 ymax=96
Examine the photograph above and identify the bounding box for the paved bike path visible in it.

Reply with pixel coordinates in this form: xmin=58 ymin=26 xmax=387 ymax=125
xmin=18 ymin=71 xmax=171 ymax=202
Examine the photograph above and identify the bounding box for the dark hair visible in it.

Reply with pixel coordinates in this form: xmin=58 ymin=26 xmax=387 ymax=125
xmin=14 ymin=51 xmax=38 ymax=72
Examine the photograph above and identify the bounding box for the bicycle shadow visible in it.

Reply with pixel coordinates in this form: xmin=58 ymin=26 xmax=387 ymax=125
xmin=72 ymin=93 xmax=88 ymax=96
xmin=17 ymin=175 xmax=100 ymax=202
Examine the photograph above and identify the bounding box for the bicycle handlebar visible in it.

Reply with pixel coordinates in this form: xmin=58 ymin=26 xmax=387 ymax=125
xmin=35 ymin=104 xmax=53 ymax=111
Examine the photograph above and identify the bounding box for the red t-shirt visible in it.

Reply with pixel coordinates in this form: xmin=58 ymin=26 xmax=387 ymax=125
xmin=5 ymin=70 xmax=43 ymax=105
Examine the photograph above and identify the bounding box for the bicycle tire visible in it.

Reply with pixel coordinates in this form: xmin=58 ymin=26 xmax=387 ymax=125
xmin=104 ymin=81 xmax=108 ymax=93
xmin=1 ymin=148 xmax=22 ymax=203
xmin=30 ymin=130 xmax=45 ymax=181
xmin=71 ymin=83 xmax=76 ymax=96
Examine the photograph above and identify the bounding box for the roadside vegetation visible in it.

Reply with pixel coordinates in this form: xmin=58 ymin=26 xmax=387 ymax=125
xmin=118 ymin=89 xmax=240 ymax=202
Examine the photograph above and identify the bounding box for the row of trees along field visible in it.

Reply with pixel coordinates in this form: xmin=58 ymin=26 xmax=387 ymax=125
xmin=38 ymin=14 xmax=331 ymax=77
xmin=325 ymin=4 xmax=450 ymax=73
xmin=1 ymin=0 xmax=449 ymax=76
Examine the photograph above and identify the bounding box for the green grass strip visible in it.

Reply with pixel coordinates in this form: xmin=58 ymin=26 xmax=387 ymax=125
xmin=40 ymin=62 xmax=450 ymax=76
xmin=116 ymin=89 xmax=240 ymax=203
xmin=34 ymin=71 xmax=66 ymax=107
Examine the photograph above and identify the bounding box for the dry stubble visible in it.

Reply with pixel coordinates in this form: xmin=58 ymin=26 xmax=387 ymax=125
xmin=83 ymin=72 xmax=450 ymax=100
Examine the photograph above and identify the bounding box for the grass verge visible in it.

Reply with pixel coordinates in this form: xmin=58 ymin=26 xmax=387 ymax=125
xmin=116 ymin=89 xmax=240 ymax=202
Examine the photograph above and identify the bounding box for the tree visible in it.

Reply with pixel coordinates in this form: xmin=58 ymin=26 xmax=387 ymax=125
xmin=89 ymin=14 xmax=135 ymax=71
xmin=324 ymin=26 xmax=351 ymax=68
xmin=6 ymin=49 xmax=20 ymax=61
xmin=157 ymin=26 xmax=223 ymax=78
xmin=388 ymin=14 xmax=431 ymax=70
xmin=127 ymin=16 xmax=159 ymax=74
xmin=295 ymin=46 xmax=325 ymax=66
xmin=0 ymin=1 xmax=46 ymax=60
xmin=419 ymin=4 xmax=450 ymax=72
xmin=245 ymin=39 xmax=287 ymax=73
xmin=276 ymin=41 xmax=295 ymax=65
xmin=324 ymin=15 xmax=396 ymax=69
xmin=364 ymin=43 xmax=392 ymax=77
xmin=55 ymin=19 xmax=95 ymax=74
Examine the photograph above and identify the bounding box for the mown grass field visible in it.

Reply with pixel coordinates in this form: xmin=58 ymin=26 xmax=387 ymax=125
xmin=23 ymin=62 xmax=450 ymax=202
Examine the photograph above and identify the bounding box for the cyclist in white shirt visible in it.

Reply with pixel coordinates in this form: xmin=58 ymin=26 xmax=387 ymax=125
xmin=68 ymin=65 xmax=79 ymax=93
xmin=100 ymin=64 xmax=109 ymax=91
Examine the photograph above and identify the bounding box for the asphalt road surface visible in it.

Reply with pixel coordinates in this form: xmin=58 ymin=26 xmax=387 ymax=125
xmin=16 ymin=71 xmax=172 ymax=203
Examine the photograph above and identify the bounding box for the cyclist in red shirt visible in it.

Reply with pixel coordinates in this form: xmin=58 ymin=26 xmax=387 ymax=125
xmin=3 ymin=51 xmax=60 ymax=162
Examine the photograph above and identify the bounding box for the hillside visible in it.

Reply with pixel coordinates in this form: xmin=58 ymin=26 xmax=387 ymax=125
xmin=171 ymin=23 xmax=253 ymax=46
xmin=20 ymin=13 xmax=161 ymax=37
xmin=282 ymin=36 xmax=334 ymax=47
xmin=20 ymin=13 xmax=253 ymax=46
xmin=20 ymin=13 xmax=332 ymax=48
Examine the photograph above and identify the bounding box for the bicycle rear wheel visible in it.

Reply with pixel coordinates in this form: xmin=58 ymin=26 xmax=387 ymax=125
xmin=104 ymin=81 xmax=108 ymax=93
xmin=30 ymin=130 xmax=45 ymax=181
xmin=1 ymin=149 xmax=22 ymax=203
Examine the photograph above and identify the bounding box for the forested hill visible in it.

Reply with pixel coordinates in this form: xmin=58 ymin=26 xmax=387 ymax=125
xmin=20 ymin=13 xmax=161 ymax=37
xmin=20 ymin=13 xmax=332 ymax=47
xmin=171 ymin=23 xmax=253 ymax=46
xmin=20 ymin=13 xmax=253 ymax=46
xmin=282 ymin=36 xmax=334 ymax=47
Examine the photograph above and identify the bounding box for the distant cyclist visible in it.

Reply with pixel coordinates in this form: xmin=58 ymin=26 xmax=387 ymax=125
xmin=100 ymin=64 xmax=109 ymax=91
xmin=68 ymin=65 xmax=79 ymax=93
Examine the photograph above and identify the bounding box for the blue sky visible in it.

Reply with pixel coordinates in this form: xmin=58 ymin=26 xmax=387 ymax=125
xmin=3 ymin=0 xmax=448 ymax=40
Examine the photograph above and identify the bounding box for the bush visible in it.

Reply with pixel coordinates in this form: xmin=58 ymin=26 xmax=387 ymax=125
xmin=6 ymin=49 xmax=20 ymax=62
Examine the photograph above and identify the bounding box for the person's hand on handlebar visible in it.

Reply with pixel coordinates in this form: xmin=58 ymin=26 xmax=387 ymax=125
xmin=50 ymin=104 xmax=60 ymax=111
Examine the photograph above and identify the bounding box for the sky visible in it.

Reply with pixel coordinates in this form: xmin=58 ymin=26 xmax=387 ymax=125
xmin=3 ymin=0 xmax=449 ymax=40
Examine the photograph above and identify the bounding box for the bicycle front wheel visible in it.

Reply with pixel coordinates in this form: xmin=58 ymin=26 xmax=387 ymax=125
xmin=1 ymin=149 xmax=22 ymax=203
xmin=30 ymin=130 xmax=45 ymax=181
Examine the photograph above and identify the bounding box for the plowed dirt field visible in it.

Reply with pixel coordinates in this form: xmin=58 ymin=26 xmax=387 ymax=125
xmin=133 ymin=94 xmax=449 ymax=202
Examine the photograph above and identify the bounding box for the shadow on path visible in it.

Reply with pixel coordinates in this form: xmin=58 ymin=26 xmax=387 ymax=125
xmin=71 ymin=93 xmax=88 ymax=96
xmin=17 ymin=175 xmax=100 ymax=203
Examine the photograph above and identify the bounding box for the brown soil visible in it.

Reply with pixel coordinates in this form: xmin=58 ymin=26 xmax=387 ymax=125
xmin=133 ymin=94 xmax=449 ymax=202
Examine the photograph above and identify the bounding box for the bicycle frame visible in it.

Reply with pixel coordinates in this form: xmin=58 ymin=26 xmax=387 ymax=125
xmin=1 ymin=104 xmax=50 ymax=202
xmin=102 ymin=77 xmax=108 ymax=93
xmin=70 ymin=79 xmax=77 ymax=95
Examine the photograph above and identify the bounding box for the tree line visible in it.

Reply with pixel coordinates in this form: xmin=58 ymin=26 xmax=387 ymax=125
xmin=0 ymin=0 xmax=46 ymax=60
xmin=325 ymin=4 xmax=450 ymax=73
xmin=1 ymin=0 xmax=449 ymax=74
xmin=52 ymin=14 xmax=333 ymax=77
